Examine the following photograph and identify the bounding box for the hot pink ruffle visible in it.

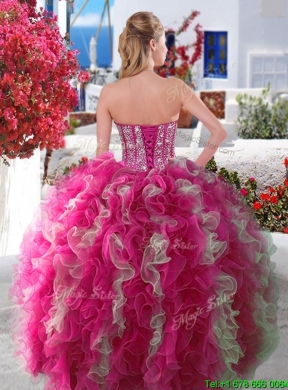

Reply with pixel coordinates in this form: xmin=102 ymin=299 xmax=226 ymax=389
xmin=9 ymin=152 xmax=279 ymax=389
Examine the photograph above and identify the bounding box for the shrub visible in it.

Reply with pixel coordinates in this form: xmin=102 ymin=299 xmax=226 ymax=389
xmin=206 ymin=156 xmax=288 ymax=233
xmin=235 ymin=83 xmax=288 ymax=139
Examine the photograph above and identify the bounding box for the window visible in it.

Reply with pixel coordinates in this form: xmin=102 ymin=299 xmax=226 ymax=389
xmin=204 ymin=32 xmax=228 ymax=78
xmin=248 ymin=53 xmax=288 ymax=88
xmin=45 ymin=0 xmax=53 ymax=12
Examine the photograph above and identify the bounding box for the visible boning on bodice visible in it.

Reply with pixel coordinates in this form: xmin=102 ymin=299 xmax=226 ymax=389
xmin=114 ymin=121 xmax=177 ymax=171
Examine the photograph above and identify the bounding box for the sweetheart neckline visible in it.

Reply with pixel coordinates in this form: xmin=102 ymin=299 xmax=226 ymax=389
xmin=114 ymin=120 xmax=178 ymax=127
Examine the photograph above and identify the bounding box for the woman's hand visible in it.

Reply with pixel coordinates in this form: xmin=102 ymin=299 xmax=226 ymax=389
xmin=193 ymin=128 xmax=227 ymax=166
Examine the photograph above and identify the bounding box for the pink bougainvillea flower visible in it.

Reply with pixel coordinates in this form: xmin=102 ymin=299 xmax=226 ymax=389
xmin=240 ymin=188 xmax=248 ymax=196
xmin=0 ymin=0 xmax=89 ymax=163
xmin=78 ymin=70 xmax=91 ymax=83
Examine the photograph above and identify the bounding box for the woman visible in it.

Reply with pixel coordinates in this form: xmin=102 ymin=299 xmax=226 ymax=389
xmin=10 ymin=11 xmax=279 ymax=390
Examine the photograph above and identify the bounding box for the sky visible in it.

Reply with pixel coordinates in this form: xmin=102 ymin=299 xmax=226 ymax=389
xmin=71 ymin=0 xmax=115 ymax=27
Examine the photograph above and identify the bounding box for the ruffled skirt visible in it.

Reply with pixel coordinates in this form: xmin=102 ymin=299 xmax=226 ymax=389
xmin=9 ymin=152 xmax=279 ymax=390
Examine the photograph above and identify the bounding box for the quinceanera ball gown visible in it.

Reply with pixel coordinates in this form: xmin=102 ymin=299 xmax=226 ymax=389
xmin=10 ymin=121 xmax=279 ymax=390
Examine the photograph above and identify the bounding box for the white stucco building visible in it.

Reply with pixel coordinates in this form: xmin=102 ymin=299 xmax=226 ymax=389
xmin=113 ymin=0 xmax=288 ymax=90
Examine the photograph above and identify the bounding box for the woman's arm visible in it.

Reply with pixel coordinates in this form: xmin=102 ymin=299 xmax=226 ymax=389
xmin=96 ymin=85 xmax=112 ymax=157
xmin=178 ymin=80 xmax=227 ymax=166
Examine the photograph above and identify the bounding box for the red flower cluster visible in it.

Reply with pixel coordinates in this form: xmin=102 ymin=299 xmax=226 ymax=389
xmin=239 ymin=159 xmax=288 ymax=233
xmin=78 ymin=70 xmax=90 ymax=83
xmin=190 ymin=24 xmax=204 ymax=66
xmin=176 ymin=11 xmax=200 ymax=35
xmin=0 ymin=0 xmax=89 ymax=163
xmin=154 ymin=10 xmax=204 ymax=87
xmin=62 ymin=156 xmax=88 ymax=176
xmin=252 ymin=181 xmax=288 ymax=210
xmin=175 ymin=60 xmax=189 ymax=78
xmin=253 ymin=202 xmax=262 ymax=210
xmin=207 ymin=157 xmax=288 ymax=233
xmin=19 ymin=0 xmax=74 ymax=18
xmin=252 ymin=178 xmax=288 ymax=232
xmin=19 ymin=0 xmax=37 ymax=17
xmin=176 ymin=46 xmax=189 ymax=61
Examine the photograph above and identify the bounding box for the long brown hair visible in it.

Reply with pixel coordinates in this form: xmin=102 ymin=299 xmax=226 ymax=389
xmin=118 ymin=12 xmax=164 ymax=79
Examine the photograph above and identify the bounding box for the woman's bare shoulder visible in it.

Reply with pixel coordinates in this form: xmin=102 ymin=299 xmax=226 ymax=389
xmin=98 ymin=81 xmax=122 ymax=102
xmin=161 ymin=77 xmax=186 ymax=104
xmin=100 ymin=75 xmax=184 ymax=100
xmin=100 ymin=80 xmax=119 ymax=92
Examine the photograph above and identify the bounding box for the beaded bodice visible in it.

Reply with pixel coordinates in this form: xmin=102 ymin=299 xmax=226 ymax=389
xmin=114 ymin=121 xmax=177 ymax=171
